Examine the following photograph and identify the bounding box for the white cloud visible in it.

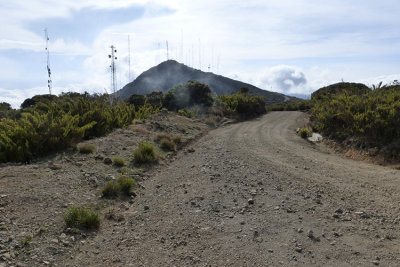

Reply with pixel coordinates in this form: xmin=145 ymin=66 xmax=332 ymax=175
xmin=257 ymin=65 xmax=308 ymax=94
xmin=1 ymin=0 xmax=400 ymax=106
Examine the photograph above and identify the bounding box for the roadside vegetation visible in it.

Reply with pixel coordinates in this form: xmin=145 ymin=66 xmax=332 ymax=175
xmin=312 ymin=84 xmax=400 ymax=154
xmin=0 ymin=93 xmax=158 ymax=163
xmin=268 ymin=82 xmax=400 ymax=159
xmin=0 ymin=81 xmax=267 ymax=164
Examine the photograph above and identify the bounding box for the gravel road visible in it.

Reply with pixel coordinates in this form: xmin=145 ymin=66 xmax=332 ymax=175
xmin=67 ymin=111 xmax=400 ymax=266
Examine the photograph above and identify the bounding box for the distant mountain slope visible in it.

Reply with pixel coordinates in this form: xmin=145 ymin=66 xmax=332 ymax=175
xmin=118 ymin=60 xmax=297 ymax=105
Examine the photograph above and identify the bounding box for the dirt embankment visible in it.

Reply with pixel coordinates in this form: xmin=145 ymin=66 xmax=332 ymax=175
xmin=1 ymin=111 xmax=400 ymax=266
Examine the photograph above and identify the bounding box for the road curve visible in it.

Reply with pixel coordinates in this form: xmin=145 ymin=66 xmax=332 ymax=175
xmin=69 ymin=111 xmax=400 ymax=266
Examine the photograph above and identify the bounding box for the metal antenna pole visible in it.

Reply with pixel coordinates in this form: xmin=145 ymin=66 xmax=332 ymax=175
xmin=109 ymin=45 xmax=118 ymax=104
xmin=166 ymin=40 xmax=169 ymax=60
xmin=198 ymin=38 xmax=201 ymax=70
xmin=128 ymin=35 xmax=131 ymax=82
xmin=44 ymin=28 xmax=52 ymax=94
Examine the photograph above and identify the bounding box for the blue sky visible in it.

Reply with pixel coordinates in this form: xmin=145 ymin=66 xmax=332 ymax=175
xmin=1 ymin=0 xmax=400 ymax=107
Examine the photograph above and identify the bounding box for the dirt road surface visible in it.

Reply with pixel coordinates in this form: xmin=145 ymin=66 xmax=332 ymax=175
xmin=68 ymin=111 xmax=400 ymax=266
xmin=2 ymin=111 xmax=400 ymax=266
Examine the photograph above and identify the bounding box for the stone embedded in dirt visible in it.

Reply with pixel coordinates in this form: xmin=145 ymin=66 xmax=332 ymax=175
xmin=187 ymin=148 xmax=195 ymax=153
xmin=103 ymin=158 xmax=112 ymax=165
xmin=295 ymin=247 xmax=303 ymax=253
xmin=49 ymin=163 xmax=62 ymax=170
xmin=144 ymin=205 xmax=150 ymax=211
xmin=307 ymin=133 xmax=323 ymax=142
xmin=297 ymin=228 xmax=303 ymax=233
xmin=307 ymin=230 xmax=314 ymax=238
xmin=94 ymin=154 xmax=104 ymax=160
xmin=248 ymin=198 xmax=255 ymax=205
xmin=335 ymin=208 xmax=343 ymax=214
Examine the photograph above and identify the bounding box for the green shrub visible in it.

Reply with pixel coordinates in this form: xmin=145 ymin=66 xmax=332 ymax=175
xmin=299 ymin=128 xmax=311 ymax=138
xmin=267 ymin=100 xmax=313 ymax=111
xmin=162 ymin=81 xmax=213 ymax=111
xmin=64 ymin=206 xmax=100 ymax=230
xmin=311 ymin=84 xmax=400 ymax=149
xmin=101 ymin=181 xmax=121 ymax=198
xmin=217 ymin=92 xmax=266 ymax=118
xmin=133 ymin=142 xmax=158 ymax=164
xmin=160 ymin=138 xmax=176 ymax=151
xmin=101 ymin=176 xmax=135 ymax=198
xmin=78 ymin=144 xmax=96 ymax=154
xmin=178 ymin=109 xmax=196 ymax=118
xmin=113 ymin=156 xmax=125 ymax=167
xmin=116 ymin=175 xmax=135 ymax=195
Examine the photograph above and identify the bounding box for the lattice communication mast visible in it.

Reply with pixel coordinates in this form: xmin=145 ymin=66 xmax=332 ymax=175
xmin=108 ymin=45 xmax=118 ymax=103
xmin=44 ymin=29 xmax=52 ymax=94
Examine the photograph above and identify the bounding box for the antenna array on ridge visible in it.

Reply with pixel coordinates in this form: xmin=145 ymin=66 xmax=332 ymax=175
xmin=108 ymin=45 xmax=118 ymax=104
xmin=44 ymin=29 xmax=52 ymax=94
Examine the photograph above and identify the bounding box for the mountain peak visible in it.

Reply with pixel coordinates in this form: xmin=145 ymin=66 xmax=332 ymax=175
xmin=118 ymin=61 xmax=296 ymax=105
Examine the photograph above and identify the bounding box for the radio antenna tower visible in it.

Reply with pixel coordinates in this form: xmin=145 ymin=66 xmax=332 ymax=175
xmin=108 ymin=45 xmax=118 ymax=104
xmin=44 ymin=28 xmax=52 ymax=94
xmin=128 ymin=35 xmax=131 ymax=82
xmin=166 ymin=40 xmax=169 ymax=60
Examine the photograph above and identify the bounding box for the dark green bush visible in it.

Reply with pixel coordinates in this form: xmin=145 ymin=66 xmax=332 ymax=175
xmin=299 ymin=128 xmax=311 ymax=138
xmin=162 ymin=81 xmax=213 ymax=111
xmin=217 ymin=92 xmax=266 ymax=118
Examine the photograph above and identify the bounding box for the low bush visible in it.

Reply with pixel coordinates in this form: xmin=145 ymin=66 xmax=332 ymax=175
xmin=217 ymin=91 xmax=266 ymax=119
xmin=64 ymin=205 xmax=100 ymax=230
xmin=178 ymin=109 xmax=196 ymax=118
xmin=117 ymin=175 xmax=135 ymax=195
xmin=299 ymin=128 xmax=311 ymax=138
xmin=101 ymin=175 xmax=135 ymax=198
xmin=78 ymin=144 xmax=96 ymax=154
xmin=160 ymin=138 xmax=176 ymax=151
xmin=101 ymin=181 xmax=121 ymax=198
xmin=113 ymin=156 xmax=125 ymax=167
xmin=133 ymin=142 xmax=158 ymax=164
xmin=267 ymin=100 xmax=313 ymax=111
